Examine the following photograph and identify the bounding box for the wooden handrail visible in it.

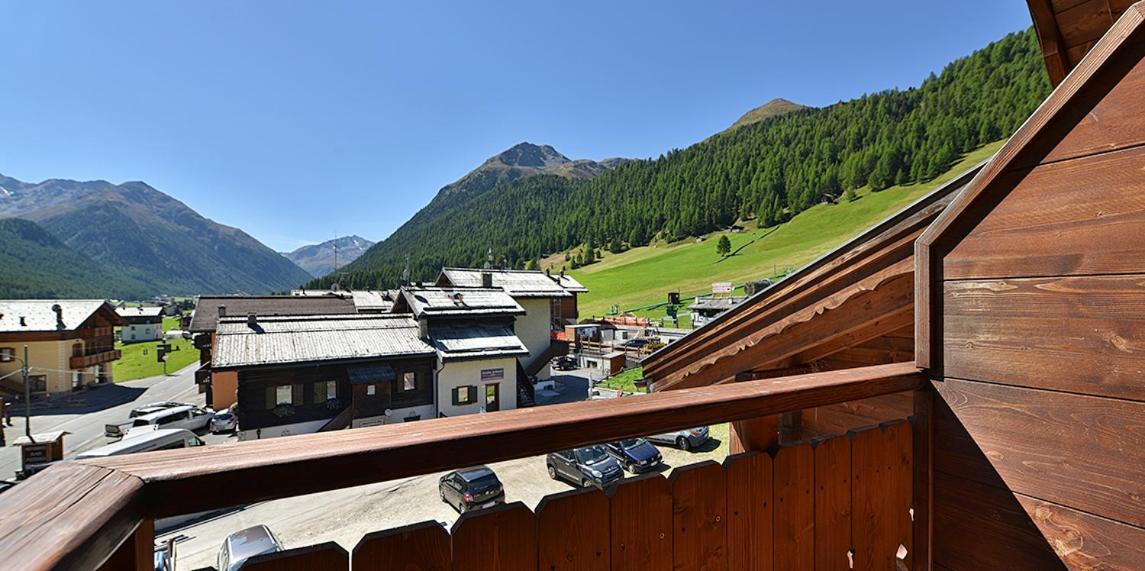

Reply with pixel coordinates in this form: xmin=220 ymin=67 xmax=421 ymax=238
xmin=0 ymin=362 xmax=923 ymax=570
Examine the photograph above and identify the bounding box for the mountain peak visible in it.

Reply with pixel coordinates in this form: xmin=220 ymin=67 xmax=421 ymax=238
xmin=495 ymin=142 xmax=570 ymax=168
xmin=725 ymin=98 xmax=809 ymax=133
xmin=284 ymin=235 xmax=376 ymax=277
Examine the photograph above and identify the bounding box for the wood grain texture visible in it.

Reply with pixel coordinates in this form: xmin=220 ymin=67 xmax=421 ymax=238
xmin=670 ymin=461 xmax=727 ymax=570
xmin=724 ymin=452 xmax=773 ymax=571
xmin=610 ymin=474 xmax=673 ymax=571
xmin=800 ymin=392 xmax=913 ymax=441
xmin=932 ymin=471 xmax=1065 ymax=570
xmin=243 ymin=542 xmax=349 ymax=571
xmin=773 ymin=444 xmax=814 ymax=571
xmin=353 ymin=521 xmax=451 ymax=571
xmin=1016 ymin=493 xmax=1145 ymax=569
xmin=934 ymin=378 xmax=1145 ymax=528
xmin=99 ymin=518 xmax=153 ymax=571
xmin=910 ymin=390 xmax=933 ymax=571
xmin=851 ymin=423 xmax=913 ymax=571
xmin=451 ymin=502 xmax=537 ymax=571
xmin=812 ymin=435 xmax=850 ymax=571
xmin=79 ymin=363 xmax=922 ymax=517
xmin=536 ymin=488 xmax=610 ymax=571
xmin=944 ymin=146 xmax=1145 ymax=280
xmin=942 ymin=275 xmax=1145 ymax=401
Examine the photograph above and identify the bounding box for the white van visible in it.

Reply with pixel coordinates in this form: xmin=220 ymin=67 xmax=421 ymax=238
xmin=131 ymin=405 xmax=213 ymax=433
xmin=76 ymin=428 xmax=204 ymax=459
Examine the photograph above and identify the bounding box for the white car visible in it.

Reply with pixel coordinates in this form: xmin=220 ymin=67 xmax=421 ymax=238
xmin=130 ymin=405 xmax=213 ymax=433
xmin=209 ymin=408 xmax=238 ymax=433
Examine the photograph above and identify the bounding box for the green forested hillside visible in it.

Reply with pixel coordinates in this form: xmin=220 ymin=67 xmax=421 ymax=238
xmin=317 ymin=28 xmax=1050 ymax=290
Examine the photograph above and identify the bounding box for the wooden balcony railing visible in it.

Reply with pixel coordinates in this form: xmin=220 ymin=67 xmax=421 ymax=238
xmin=68 ymin=349 xmax=121 ymax=370
xmin=0 ymin=362 xmax=925 ymax=570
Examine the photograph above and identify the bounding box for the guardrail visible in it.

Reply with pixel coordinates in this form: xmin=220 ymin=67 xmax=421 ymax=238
xmin=0 ymin=362 xmax=925 ymax=569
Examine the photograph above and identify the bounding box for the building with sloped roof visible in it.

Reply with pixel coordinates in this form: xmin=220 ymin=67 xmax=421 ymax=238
xmin=116 ymin=306 xmax=164 ymax=343
xmin=0 ymin=300 xmax=124 ymax=395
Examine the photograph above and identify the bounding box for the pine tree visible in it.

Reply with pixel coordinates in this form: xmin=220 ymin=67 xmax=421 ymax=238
xmin=716 ymin=235 xmax=732 ymax=257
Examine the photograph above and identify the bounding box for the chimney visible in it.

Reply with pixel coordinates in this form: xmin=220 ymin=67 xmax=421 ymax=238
xmin=417 ymin=317 xmax=429 ymax=340
xmin=218 ymin=305 xmax=227 ymax=318
xmin=481 ymin=271 xmax=494 ymax=288
xmin=52 ymin=304 xmax=64 ymax=328
xmin=19 ymin=316 xmax=27 ymax=327
xmin=247 ymin=313 xmax=258 ymax=327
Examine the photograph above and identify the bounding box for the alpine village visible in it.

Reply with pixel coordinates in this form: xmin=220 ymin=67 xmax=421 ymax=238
xmin=0 ymin=1 xmax=1143 ymax=570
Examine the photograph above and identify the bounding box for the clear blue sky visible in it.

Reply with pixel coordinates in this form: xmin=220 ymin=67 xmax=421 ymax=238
xmin=0 ymin=1 xmax=1034 ymax=251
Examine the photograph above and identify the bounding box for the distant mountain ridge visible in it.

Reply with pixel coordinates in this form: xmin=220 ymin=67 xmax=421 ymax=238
xmin=723 ymin=98 xmax=808 ymax=133
xmin=0 ymin=174 xmax=312 ymax=296
xmin=0 ymin=218 xmax=151 ymax=298
xmin=284 ymin=235 xmax=375 ymax=277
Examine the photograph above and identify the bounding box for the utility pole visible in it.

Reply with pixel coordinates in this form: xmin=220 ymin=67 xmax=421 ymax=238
xmin=22 ymin=345 xmax=31 ymax=439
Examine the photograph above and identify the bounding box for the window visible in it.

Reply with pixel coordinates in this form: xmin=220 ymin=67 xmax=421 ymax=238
xmin=452 ymin=385 xmax=476 ymax=406
xmin=275 ymin=385 xmax=293 ymax=405
xmin=367 ymin=384 xmax=376 ymax=396
xmin=0 ymin=348 xmax=13 ymax=362
xmin=402 ymin=371 xmax=417 ymax=392
xmin=313 ymin=380 xmax=337 ymax=402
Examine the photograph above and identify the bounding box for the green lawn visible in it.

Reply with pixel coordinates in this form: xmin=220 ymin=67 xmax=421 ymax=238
xmin=599 ymin=367 xmax=647 ymax=393
xmin=569 ymin=140 xmax=1005 ymax=322
xmin=114 ymin=313 xmax=197 ymax=381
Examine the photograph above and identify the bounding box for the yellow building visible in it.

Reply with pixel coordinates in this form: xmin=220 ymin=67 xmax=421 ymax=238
xmin=0 ymin=300 xmax=124 ymax=396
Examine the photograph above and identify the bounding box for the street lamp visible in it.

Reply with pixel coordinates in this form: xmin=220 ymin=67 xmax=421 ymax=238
xmin=2 ymin=346 xmax=34 ymax=440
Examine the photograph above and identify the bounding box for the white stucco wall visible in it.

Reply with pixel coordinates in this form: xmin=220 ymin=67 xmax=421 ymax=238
xmin=122 ymin=323 xmax=162 ymax=342
xmin=351 ymin=403 xmax=436 ymax=427
xmin=436 ymin=357 xmax=518 ymax=417
xmin=237 ymin=418 xmax=328 ymax=441
xmin=515 ymin=297 xmax=553 ymax=369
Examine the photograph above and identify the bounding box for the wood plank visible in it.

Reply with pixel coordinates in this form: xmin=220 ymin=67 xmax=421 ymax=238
xmin=944 ymin=146 xmax=1145 ymax=280
xmin=1055 ymin=0 xmax=1116 ymax=52
xmin=800 ymin=392 xmax=913 ymax=442
xmin=353 ymin=521 xmax=451 ymax=571
xmin=773 ymin=444 xmax=814 ymax=571
xmin=99 ymin=519 xmax=153 ymax=571
xmin=932 ymin=471 xmax=1065 ymax=570
xmin=536 ymin=488 xmax=610 ymax=571
xmin=670 ymin=461 xmax=727 ymax=570
xmin=244 ymin=542 xmax=349 ymax=570
xmin=934 ymin=378 xmax=1145 ymax=528
xmin=1016 ymin=493 xmax=1145 ymax=569
xmin=724 ymin=452 xmax=773 ymax=571
xmin=911 ymin=390 xmax=933 ymax=571
xmin=610 ymin=474 xmax=673 ymax=571
xmin=851 ymin=423 xmax=912 ymax=571
xmin=79 ymin=363 xmax=923 ymax=517
xmin=942 ymin=275 xmax=1145 ymax=401
xmin=812 ymin=435 xmax=850 ymax=571
xmin=451 ymin=502 xmax=536 ymax=571
xmin=0 ymin=463 xmax=145 ymax=570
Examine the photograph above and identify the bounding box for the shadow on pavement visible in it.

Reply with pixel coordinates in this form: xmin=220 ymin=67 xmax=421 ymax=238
xmin=10 ymin=383 xmax=148 ymax=417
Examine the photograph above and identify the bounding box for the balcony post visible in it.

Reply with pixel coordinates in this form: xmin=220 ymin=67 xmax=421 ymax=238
xmin=728 ymin=371 xmax=779 ymax=453
xmin=98 ymin=519 xmax=153 ymax=571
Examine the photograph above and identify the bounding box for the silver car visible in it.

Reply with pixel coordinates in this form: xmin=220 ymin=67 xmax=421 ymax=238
xmin=217 ymin=525 xmax=282 ymax=571
xmin=209 ymin=408 xmax=238 ymax=433
xmin=646 ymin=426 xmax=710 ymax=451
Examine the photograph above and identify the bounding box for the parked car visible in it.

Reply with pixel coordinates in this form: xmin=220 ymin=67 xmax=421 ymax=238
xmin=217 ymin=525 xmax=282 ymax=571
xmin=438 ymin=465 xmax=505 ymax=513
xmin=210 ymin=408 xmax=238 ymax=433
xmin=130 ymin=405 xmax=213 ymax=434
xmin=604 ymin=438 xmax=663 ymax=473
xmin=105 ymin=401 xmax=192 ymax=438
xmin=552 ymin=355 xmax=577 ymax=371
xmin=646 ymin=426 xmax=710 ymax=451
xmin=546 ymin=446 xmax=623 ymax=489
xmin=621 ymin=338 xmax=649 ymax=349
xmin=76 ymin=428 xmax=204 ymax=460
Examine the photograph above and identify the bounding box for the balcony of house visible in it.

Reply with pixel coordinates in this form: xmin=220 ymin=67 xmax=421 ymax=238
xmin=0 ymin=362 xmax=932 ymax=569
xmin=68 ymin=348 xmax=121 ymax=370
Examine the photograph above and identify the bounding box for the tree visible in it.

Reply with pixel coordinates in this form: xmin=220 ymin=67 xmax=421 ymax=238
xmin=716 ymin=235 xmax=732 ymax=257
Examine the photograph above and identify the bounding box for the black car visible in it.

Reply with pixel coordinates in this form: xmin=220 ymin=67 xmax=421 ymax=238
xmin=552 ymin=355 xmax=577 ymax=371
xmin=604 ymin=438 xmax=663 ymax=473
xmin=546 ymin=446 xmax=623 ymax=489
xmin=438 ymin=466 xmax=505 ymax=513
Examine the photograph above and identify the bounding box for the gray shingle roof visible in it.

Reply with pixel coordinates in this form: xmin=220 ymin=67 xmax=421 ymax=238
xmin=351 ymin=290 xmax=397 ymax=312
xmin=190 ymin=295 xmax=357 ymax=333
xmin=116 ymin=306 xmax=165 ymax=318
xmin=690 ymin=297 xmax=746 ymax=312
xmin=439 ymin=268 xmax=575 ymax=298
xmin=0 ymin=300 xmax=118 ymax=333
xmin=213 ymin=314 xmax=435 ymax=369
xmin=401 ymin=287 xmax=524 ymax=318
xmin=428 ymin=321 xmax=529 ymax=362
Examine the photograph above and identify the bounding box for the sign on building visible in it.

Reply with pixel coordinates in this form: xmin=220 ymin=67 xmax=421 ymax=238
xmin=712 ymin=282 xmax=733 ymax=294
xmin=481 ymin=368 xmax=504 ymax=382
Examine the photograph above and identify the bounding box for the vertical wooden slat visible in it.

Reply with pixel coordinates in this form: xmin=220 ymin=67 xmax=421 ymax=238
xmin=774 ymin=443 xmax=814 ymax=570
xmin=912 ymin=389 xmax=933 ymax=571
xmin=452 ymin=502 xmax=537 ymax=571
xmin=353 ymin=520 xmax=451 ymax=571
xmin=99 ymin=518 xmax=153 ymax=571
xmin=243 ymin=541 xmax=349 ymax=570
xmin=725 ymin=452 xmax=773 ymax=571
xmin=610 ymin=474 xmax=673 ymax=571
xmin=813 ymin=435 xmax=851 ymax=571
xmin=537 ymin=487 xmax=610 ymax=571
xmin=671 ymin=461 xmax=728 ymax=570
xmin=852 ymin=422 xmax=913 ymax=570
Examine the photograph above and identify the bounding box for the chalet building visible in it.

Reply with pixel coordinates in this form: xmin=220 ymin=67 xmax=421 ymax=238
xmin=115 ymin=306 xmax=164 ymax=343
xmin=0 ymin=300 xmax=124 ymax=396
xmin=211 ymin=314 xmax=437 ymax=440
xmin=8 ymin=3 xmax=1145 ymax=569
xmin=435 ymin=268 xmax=586 ymax=381
xmin=392 ymin=286 xmax=529 ymax=416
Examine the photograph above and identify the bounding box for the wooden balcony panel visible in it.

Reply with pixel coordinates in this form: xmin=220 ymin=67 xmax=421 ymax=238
xmin=69 ymin=349 xmax=121 ymax=370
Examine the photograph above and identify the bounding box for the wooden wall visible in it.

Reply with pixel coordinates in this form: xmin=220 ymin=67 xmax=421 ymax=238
xmin=240 ymin=425 xmax=915 ymax=570
xmin=926 ymin=18 xmax=1145 ymax=569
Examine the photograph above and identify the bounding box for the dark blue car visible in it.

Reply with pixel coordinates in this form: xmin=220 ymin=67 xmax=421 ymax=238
xmin=604 ymin=438 xmax=663 ymax=473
